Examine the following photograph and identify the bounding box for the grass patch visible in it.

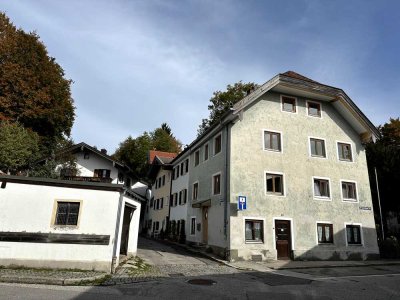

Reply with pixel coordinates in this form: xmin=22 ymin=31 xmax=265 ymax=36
xmin=0 ymin=265 xmax=102 ymax=273
xmin=73 ymin=274 xmax=112 ymax=286
xmin=125 ymin=257 xmax=152 ymax=275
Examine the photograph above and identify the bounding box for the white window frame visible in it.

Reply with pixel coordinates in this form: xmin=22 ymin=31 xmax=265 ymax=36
xmin=315 ymin=221 xmax=334 ymax=245
xmin=264 ymin=171 xmax=286 ymax=197
xmin=190 ymin=217 xmax=196 ymax=236
xmin=308 ymin=136 xmax=328 ymax=159
xmin=306 ymin=100 xmax=323 ymax=118
xmin=280 ymin=95 xmax=298 ymax=114
xmin=213 ymin=133 xmax=222 ymax=156
xmin=340 ymin=180 xmax=359 ymax=203
xmin=192 ymin=181 xmax=199 ymax=201
xmin=336 ymin=140 xmax=354 ymax=163
xmin=243 ymin=217 xmax=265 ymax=244
xmin=312 ymin=176 xmax=332 ymax=201
xmin=204 ymin=143 xmax=209 ymax=161
xmin=211 ymin=171 xmax=222 ymax=196
xmin=262 ymin=129 xmax=283 ymax=153
xmin=344 ymin=222 xmax=364 ymax=246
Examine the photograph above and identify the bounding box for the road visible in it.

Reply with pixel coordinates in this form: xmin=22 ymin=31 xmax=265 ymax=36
xmin=1 ymin=238 xmax=400 ymax=299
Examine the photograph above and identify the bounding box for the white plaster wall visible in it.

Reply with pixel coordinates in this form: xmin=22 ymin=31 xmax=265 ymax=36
xmin=75 ymin=152 xmax=120 ymax=183
xmin=0 ymin=182 xmax=120 ymax=271
xmin=229 ymin=91 xmax=379 ymax=260
xmin=125 ymin=197 xmax=141 ymax=256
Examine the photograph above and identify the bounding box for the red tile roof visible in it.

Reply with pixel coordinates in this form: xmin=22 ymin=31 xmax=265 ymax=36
xmin=148 ymin=150 xmax=177 ymax=164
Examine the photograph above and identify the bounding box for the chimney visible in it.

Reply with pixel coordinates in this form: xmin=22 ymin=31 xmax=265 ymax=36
xmin=100 ymin=148 xmax=107 ymax=154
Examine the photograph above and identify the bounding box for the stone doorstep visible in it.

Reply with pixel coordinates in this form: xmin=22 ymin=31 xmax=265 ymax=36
xmin=0 ymin=273 xmax=108 ymax=286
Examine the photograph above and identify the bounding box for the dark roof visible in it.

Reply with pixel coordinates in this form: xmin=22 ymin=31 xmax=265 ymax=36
xmin=281 ymin=71 xmax=321 ymax=84
xmin=37 ymin=142 xmax=129 ymax=170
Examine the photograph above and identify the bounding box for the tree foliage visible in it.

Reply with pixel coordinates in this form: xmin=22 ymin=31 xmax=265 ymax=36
xmin=0 ymin=12 xmax=75 ymax=155
xmin=0 ymin=121 xmax=39 ymax=174
xmin=198 ymin=81 xmax=259 ymax=136
xmin=113 ymin=124 xmax=181 ymax=178
xmin=366 ymin=118 xmax=400 ymax=226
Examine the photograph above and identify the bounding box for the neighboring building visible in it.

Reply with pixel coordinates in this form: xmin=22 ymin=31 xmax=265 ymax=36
xmin=0 ymin=175 xmax=142 ymax=272
xmin=144 ymin=151 xmax=177 ymax=237
xmin=179 ymin=71 xmax=380 ymax=261
xmin=169 ymin=153 xmax=190 ymax=240
xmin=37 ymin=142 xmax=134 ymax=186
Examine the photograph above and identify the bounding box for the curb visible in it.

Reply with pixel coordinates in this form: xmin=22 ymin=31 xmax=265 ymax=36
xmin=0 ymin=273 xmax=108 ymax=286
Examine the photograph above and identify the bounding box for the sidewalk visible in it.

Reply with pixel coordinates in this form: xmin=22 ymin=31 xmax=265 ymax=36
xmin=0 ymin=267 xmax=108 ymax=286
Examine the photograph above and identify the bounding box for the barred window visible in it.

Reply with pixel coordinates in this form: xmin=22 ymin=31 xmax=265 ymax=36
xmin=55 ymin=202 xmax=80 ymax=226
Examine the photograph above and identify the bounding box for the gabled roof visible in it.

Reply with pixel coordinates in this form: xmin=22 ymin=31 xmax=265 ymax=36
xmin=148 ymin=150 xmax=177 ymax=164
xmin=37 ymin=142 xmax=129 ymax=171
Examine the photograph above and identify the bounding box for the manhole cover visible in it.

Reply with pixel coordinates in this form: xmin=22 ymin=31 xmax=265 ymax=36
xmin=187 ymin=279 xmax=216 ymax=286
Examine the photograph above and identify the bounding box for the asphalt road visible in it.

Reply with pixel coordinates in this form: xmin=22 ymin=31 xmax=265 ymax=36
xmin=1 ymin=238 xmax=399 ymax=299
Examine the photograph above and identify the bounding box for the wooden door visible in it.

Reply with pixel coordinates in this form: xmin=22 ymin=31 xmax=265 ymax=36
xmin=275 ymin=220 xmax=291 ymax=260
xmin=202 ymin=207 xmax=208 ymax=244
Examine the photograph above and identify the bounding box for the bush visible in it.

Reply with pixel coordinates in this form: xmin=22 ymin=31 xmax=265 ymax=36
xmin=380 ymin=236 xmax=400 ymax=258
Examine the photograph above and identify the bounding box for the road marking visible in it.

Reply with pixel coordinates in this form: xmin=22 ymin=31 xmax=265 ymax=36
xmin=318 ymin=273 xmax=400 ymax=280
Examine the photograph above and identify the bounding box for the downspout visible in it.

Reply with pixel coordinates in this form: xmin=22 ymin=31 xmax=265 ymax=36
xmin=223 ymin=124 xmax=230 ymax=242
xmin=111 ymin=190 xmax=125 ymax=273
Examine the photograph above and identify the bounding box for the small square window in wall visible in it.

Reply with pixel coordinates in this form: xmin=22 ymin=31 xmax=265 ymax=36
xmin=55 ymin=201 xmax=80 ymax=226
xmin=281 ymin=96 xmax=296 ymax=113
xmin=245 ymin=220 xmax=263 ymax=242
xmin=264 ymin=131 xmax=281 ymax=151
xmin=310 ymin=138 xmax=326 ymax=158
xmin=342 ymin=181 xmax=357 ymax=202
xmin=214 ymin=134 xmax=222 ymax=155
xmin=317 ymin=223 xmax=333 ymax=244
xmin=346 ymin=225 xmax=362 ymax=245
xmin=194 ymin=150 xmax=200 ymax=166
xmin=313 ymin=178 xmax=330 ymax=198
xmin=307 ymin=101 xmax=321 ymax=117
xmin=338 ymin=142 xmax=353 ymax=161
xmin=266 ymin=173 xmax=284 ymax=195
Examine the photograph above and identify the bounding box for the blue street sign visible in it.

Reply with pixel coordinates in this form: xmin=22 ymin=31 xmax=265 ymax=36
xmin=238 ymin=196 xmax=247 ymax=210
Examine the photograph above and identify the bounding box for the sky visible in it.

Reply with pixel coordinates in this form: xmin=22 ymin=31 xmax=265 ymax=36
xmin=2 ymin=0 xmax=400 ymax=152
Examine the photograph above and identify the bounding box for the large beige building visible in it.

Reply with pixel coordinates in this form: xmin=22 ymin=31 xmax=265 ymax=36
xmin=178 ymin=71 xmax=380 ymax=261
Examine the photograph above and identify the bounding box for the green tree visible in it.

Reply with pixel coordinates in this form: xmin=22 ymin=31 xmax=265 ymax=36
xmin=113 ymin=124 xmax=181 ymax=178
xmin=0 ymin=121 xmax=39 ymax=174
xmin=198 ymin=81 xmax=259 ymax=136
xmin=0 ymin=12 xmax=75 ymax=155
xmin=366 ymin=118 xmax=400 ymax=236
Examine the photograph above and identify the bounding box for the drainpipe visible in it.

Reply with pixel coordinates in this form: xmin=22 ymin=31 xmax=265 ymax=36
xmin=223 ymin=124 xmax=229 ymax=240
xmin=111 ymin=191 xmax=125 ymax=273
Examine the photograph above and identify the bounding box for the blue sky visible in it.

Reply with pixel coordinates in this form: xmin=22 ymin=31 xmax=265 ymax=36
xmin=2 ymin=0 xmax=399 ymax=152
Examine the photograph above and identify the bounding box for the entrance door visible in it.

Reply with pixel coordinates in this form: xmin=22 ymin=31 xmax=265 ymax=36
xmin=275 ymin=220 xmax=292 ymax=260
xmin=202 ymin=207 xmax=208 ymax=244
xmin=120 ymin=206 xmax=134 ymax=255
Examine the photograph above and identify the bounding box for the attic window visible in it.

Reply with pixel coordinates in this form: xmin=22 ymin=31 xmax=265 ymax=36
xmin=281 ymin=96 xmax=297 ymax=113
xmin=84 ymin=152 xmax=90 ymax=159
xmin=307 ymin=101 xmax=321 ymax=117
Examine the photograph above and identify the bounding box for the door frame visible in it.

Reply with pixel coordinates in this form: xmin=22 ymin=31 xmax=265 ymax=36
xmin=272 ymin=217 xmax=294 ymax=259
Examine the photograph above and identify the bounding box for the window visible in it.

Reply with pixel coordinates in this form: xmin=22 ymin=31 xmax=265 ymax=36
xmin=176 ymin=166 xmax=180 ymax=178
xmin=245 ymin=220 xmax=263 ymax=242
xmin=346 ymin=224 xmax=362 ymax=245
xmin=281 ymin=96 xmax=297 ymax=113
xmin=266 ymin=173 xmax=284 ymax=195
xmin=214 ymin=134 xmax=222 ymax=155
xmin=156 ymin=199 xmax=160 ymax=210
xmin=264 ymin=131 xmax=281 ymax=151
xmin=338 ymin=142 xmax=353 ymax=161
xmin=213 ymin=173 xmax=221 ymax=195
xmin=342 ymin=181 xmax=357 ymax=201
xmin=313 ymin=178 xmax=330 ymax=198
xmin=162 ymin=175 xmax=165 ymax=186
xmin=185 ymin=159 xmax=189 ymax=173
xmin=174 ymin=193 xmax=178 ymax=206
xmin=317 ymin=223 xmax=333 ymax=244
xmin=55 ymin=202 xmax=80 ymax=226
xmin=158 ymin=177 xmax=162 ymax=187
xmin=170 ymin=195 xmax=173 ymax=206
xmin=179 ymin=191 xmax=183 ymax=205
xmin=94 ymin=169 xmax=111 ymax=178
xmin=181 ymin=162 xmax=184 ymax=175
xmin=190 ymin=217 xmax=196 ymax=235
xmin=194 ymin=150 xmax=200 ymax=166
xmin=83 ymin=152 xmax=90 ymax=159
xmin=307 ymin=101 xmax=321 ymax=117
xmin=118 ymin=173 xmax=124 ymax=183
xmin=160 ymin=198 xmax=164 ymax=209
xmin=193 ymin=182 xmax=199 ymax=200
xmin=184 ymin=189 xmax=187 ymax=204
xmin=204 ymin=144 xmax=209 ymax=161
xmin=310 ymin=138 xmax=326 ymax=158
